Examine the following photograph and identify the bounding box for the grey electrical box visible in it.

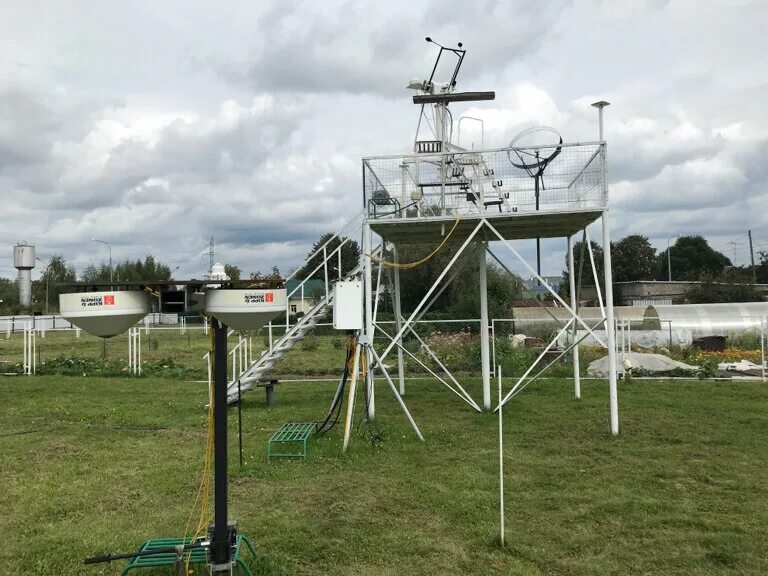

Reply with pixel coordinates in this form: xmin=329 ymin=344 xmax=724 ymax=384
xmin=333 ymin=280 xmax=363 ymax=330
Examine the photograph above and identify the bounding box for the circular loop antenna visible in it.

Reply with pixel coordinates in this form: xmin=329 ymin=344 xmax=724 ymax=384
xmin=507 ymin=126 xmax=563 ymax=171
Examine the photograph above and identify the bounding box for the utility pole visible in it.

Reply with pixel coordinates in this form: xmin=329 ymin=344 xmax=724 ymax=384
xmin=208 ymin=236 xmax=215 ymax=275
xmin=748 ymin=230 xmax=757 ymax=283
xmin=726 ymin=241 xmax=744 ymax=266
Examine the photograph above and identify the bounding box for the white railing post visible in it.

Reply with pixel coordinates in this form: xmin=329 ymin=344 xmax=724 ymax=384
xmin=761 ymin=317 xmax=766 ymax=383
xmin=323 ymin=246 xmax=329 ymax=297
xmin=128 ymin=327 xmax=132 ymax=373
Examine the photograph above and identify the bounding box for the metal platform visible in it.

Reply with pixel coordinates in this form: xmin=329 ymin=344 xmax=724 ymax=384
xmin=370 ymin=208 xmax=603 ymax=244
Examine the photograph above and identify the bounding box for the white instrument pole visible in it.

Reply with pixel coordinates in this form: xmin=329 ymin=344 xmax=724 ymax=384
xmin=498 ymin=365 xmax=505 ymax=546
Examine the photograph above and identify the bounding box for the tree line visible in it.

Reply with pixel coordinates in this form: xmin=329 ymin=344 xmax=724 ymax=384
xmin=563 ymin=234 xmax=767 ymax=303
xmin=0 ymin=255 xmax=174 ymax=314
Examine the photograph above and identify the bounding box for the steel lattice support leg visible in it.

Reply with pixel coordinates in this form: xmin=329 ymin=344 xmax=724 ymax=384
xmin=478 ymin=241 xmax=491 ymax=410
xmin=567 ymin=235 xmax=581 ymax=399
xmin=601 ymin=212 xmax=619 ymax=435
xmin=392 ymin=246 xmax=406 ymax=396
xmin=363 ymin=220 xmax=375 ymax=419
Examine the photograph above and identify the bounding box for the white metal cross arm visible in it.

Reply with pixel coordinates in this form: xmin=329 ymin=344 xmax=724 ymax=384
xmin=495 ymin=318 xmax=575 ymax=409
xmin=584 ymin=228 xmax=605 ymax=318
xmin=497 ymin=318 xmax=606 ymax=409
xmin=486 ymin=247 xmax=568 ymax=330
xmin=374 ymin=322 xmax=482 ymax=412
xmin=378 ymin=219 xmax=486 ymax=364
xmin=368 ymin=346 xmax=425 ymax=441
xmin=394 ymin=317 xmax=482 ymax=411
xmin=483 ymin=219 xmax=607 ymax=348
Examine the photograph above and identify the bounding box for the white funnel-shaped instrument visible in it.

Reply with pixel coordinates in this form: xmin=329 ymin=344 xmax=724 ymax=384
xmin=205 ymin=289 xmax=286 ymax=333
xmin=60 ymin=291 xmax=151 ymax=338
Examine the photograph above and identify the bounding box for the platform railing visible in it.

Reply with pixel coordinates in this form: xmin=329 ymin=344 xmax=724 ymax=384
xmin=363 ymin=142 xmax=607 ymax=220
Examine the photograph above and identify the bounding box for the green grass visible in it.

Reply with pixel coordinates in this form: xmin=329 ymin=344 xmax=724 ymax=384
xmin=0 ymin=374 xmax=766 ymax=575
xmin=0 ymin=328 xmax=599 ymax=379
xmin=0 ymin=329 xmax=353 ymax=378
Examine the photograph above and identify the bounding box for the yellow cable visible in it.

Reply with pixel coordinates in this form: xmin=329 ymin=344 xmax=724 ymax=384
xmin=184 ymin=318 xmax=217 ymax=572
xmin=367 ymin=213 xmax=462 ymax=269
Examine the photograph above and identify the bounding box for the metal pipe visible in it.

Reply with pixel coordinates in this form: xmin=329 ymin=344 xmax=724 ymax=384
xmin=568 ymin=235 xmax=581 ymax=399
xmin=498 ymin=365 xmax=504 ymax=547
xmin=212 ymin=319 xmax=230 ymax=565
xmin=479 ymin=241 xmax=491 ymax=410
xmin=392 ymin=246 xmax=406 ymax=395
xmin=363 ymin=221 xmax=375 ymax=419
xmin=602 ymin=205 xmax=619 ymax=435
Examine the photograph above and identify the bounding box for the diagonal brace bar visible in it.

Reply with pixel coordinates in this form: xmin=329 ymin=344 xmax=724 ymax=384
xmin=484 ymin=219 xmax=606 ymax=347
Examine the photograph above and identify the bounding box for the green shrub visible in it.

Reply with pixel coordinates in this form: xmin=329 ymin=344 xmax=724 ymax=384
xmin=727 ymin=330 xmax=761 ymax=351
xmin=300 ymin=335 xmax=320 ymax=351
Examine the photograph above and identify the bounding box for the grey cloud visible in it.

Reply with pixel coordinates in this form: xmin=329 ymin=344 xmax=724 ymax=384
xmin=233 ymin=0 xmax=568 ymax=97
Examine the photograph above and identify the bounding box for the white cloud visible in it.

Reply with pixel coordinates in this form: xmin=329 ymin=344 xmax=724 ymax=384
xmin=0 ymin=0 xmax=766 ymax=281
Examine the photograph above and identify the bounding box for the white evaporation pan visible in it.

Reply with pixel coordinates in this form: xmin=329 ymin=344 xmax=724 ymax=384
xmin=205 ymin=289 xmax=286 ymax=333
xmin=60 ymin=291 xmax=151 ymax=338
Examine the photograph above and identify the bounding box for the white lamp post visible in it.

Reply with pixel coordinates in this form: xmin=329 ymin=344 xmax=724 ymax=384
xmin=91 ymin=238 xmax=113 ymax=283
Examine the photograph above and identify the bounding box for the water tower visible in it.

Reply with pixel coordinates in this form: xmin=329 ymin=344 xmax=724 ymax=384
xmin=13 ymin=243 xmax=35 ymax=308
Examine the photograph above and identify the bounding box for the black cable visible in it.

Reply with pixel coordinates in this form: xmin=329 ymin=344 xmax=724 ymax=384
xmin=357 ymin=356 xmax=384 ymax=444
xmin=317 ymin=334 xmax=356 ymax=435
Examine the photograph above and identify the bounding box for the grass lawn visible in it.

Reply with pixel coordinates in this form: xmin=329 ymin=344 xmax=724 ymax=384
xmin=0 ymin=374 xmax=766 ymax=575
xmin=0 ymin=329 xmax=388 ymax=378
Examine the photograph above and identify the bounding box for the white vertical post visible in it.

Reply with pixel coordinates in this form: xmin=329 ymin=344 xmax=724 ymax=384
xmin=363 ymin=220 xmax=375 ymax=418
xmin=128 ymin=327 xmax=133 ymax=373
xmin=137 ymin=328 xmax=141 ymax=375
xmin=392 ymin=245 xmax=406 ymax=396
xmin=479 ymin=241 xmax=491 ymax=410
xmin=268 ymin=322 xmax=273 ymax=354
xmin=498 ymin=365 xmax=505 ymax=547
xmin=323 ymin=246 xmax=329 ymax=296
xmin=23 ymin=325 xmax=27 ymax=374
xmin=204 ymin=316 xmax=209 ymax=335
xmin=567 ymin=235 xmax=581 ymax=399
xmin=761 ymin=317 xmax=766 ymax=383
xmin=602 ymin=209 xmax=619 ymax=436
xmin=342 ymin=343 xmax=362 ymax=452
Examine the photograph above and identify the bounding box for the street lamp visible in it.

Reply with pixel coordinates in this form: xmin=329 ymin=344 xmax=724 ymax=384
xmin=667 ymin=235 xmax=680 ymax=281
xmin=91 ymin=238 xmax=113 ymax=283
xmin=457 ymin=116 xmax=484 ymax=150
xmin=36 ymin=257 xmax=50 ymax=315
xmin=591 ymin=101 xmax=610 ymax=140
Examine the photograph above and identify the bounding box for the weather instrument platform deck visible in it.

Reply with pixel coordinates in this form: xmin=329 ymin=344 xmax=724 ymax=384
xmin=369 ymin=207 xmax=604 ymax=244
xmin=363 ymin=141 xmax=606 ymax=244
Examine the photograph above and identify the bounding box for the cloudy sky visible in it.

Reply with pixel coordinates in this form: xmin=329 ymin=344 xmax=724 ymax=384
xmin=1 ymin=0 xmax=766 ymax=283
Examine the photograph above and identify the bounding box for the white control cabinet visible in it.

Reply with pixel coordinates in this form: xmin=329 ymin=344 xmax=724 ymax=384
xmin=333 ymin=280 xmax=363 ymax=330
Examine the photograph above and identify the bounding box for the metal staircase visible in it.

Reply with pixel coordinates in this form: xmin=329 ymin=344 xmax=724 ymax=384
xmin=225 ymin=210 xmax=369 ymax=404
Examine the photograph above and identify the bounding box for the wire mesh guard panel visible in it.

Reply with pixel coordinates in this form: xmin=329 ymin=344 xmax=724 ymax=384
xmin=363 ymin=143 xmax=605 ymax=218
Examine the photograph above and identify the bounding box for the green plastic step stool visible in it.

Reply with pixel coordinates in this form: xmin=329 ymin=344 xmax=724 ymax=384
xmin=121 ymin=535 xmax=257 ymax=575
xmin=267 ymin=422 xmax=316 ymax=460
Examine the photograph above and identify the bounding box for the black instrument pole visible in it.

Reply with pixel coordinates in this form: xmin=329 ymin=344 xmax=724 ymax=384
xmin=212 ymin=319 xmax=230 ymax=566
